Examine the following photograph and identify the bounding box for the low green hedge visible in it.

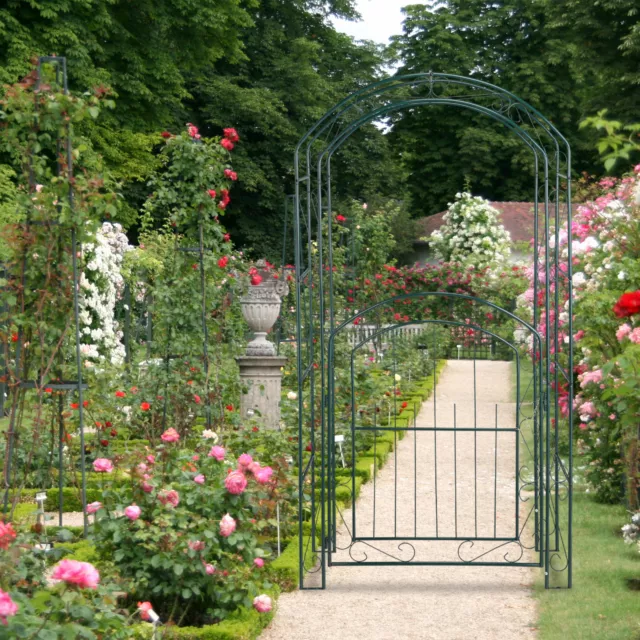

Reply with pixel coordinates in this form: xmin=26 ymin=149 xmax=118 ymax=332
xmin=269 ymin=535 xmax=315 ymax=591
xmin=59 ymin=539 xmax=99 ymax=563
xmin=130 ymin=587 xmax=279 ymax=640
xmin=44 ymin=487 xmax=103 ymax=512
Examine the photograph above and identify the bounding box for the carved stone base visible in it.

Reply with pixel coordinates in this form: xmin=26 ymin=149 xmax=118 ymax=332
xmin=236 ymin=356 xmax=287 ymax=429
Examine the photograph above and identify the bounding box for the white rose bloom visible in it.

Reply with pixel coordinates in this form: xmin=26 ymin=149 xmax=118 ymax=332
xmin=287 ymin=391 xmax=298 ymax=400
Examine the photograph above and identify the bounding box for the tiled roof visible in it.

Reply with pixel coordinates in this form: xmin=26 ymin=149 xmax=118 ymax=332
xmin=415 ymin=202 xmax=572 ymax=244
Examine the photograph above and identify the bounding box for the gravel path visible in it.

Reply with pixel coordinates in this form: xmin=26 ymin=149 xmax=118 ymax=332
xmin=261 ymin=360 xmax=537 ymax=640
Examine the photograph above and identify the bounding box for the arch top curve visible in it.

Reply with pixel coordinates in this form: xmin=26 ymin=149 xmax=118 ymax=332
xmin=327 ymin=291 xmax=542 ymax=344
xmin=295 ymin=72 xmax=571 ymax=158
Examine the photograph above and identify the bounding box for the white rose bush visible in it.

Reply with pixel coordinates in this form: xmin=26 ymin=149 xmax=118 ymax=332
xmin=429 ymin=192 xmax=511 ymax=267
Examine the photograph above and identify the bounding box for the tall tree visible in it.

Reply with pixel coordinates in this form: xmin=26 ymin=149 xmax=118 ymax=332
xmin=0 ymin=0 xmax=253 ymax=129
xmin=187 ymin=0 xmax=402 ymax=258
xmin=387 ymin=0 xmax=603 ymax=218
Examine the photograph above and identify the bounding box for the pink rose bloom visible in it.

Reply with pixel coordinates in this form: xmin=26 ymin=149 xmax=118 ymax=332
xmin=630 ymin=328 xmax=640 ymax=344
xmin=609 ymin=413 xmax=617 ymax=420
xmin=573 ymin=330 xmax=585 ymax=341
xmin=220 ymin=513 xmax=236 ymax=537
xmin=616 ymin=324 xmax=632 ymax=341
xmin=238 ymin=453 xmax=253 ymax=468
xmin=146 ymin=455 xmax=156 ymax=464
xmin=137 ymin=463 xmax=148 ymax=473
xmin=141 ymin=481 xmax=154 ymax=493
xmin=86 ymin=501 xmax=102 ymax=514
xmin=158 ymin=489 xmax=180 ymax=508
xmin=0 ymin=589 xmax=18 ymax=625
xmin=205 ymin=563 xmax=216 ymax=575
xmin=255 ymin=466 xmax=274 ymax=485
xmin=192 ymin=454 xmax=200 ymax=461
xmin=194 ymin=474 xmax=205 ymax=485
xmin=225 ymin=470 xmax=248 ymax=495
xmin=161 ymin=428 xmax=180 ymax=443
xmin=254 ymin=557 xmax=265 ymax=568
xmin=188 ymin=540 xmax=205 ymax=551
xmin=253 ymin=594 xmax=272 ymax=613
xmin=580 ymin=369 xmax=603 ymax=388
xmin=208 ymin=445 xmax=225 ymax=461
xmin=579 ymin=401 xmax=597 ymax=418
xmin=51 ymin=559 xmax=100 ymax=589
xmin=93 ymin=458 xmax=113 ymax=473
xmin=125 ymin=505 xmax=141 ymax=521
xmin=247 ymin=461 xmax=261 ymax=476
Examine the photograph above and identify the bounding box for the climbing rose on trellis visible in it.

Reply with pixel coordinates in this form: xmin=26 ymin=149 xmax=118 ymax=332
xmin=428 ymin=192 xmax=511 ymax=267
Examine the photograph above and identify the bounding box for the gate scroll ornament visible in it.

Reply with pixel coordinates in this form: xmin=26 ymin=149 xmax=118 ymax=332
xmin=293 ymin=73 xmax=573 ymax=590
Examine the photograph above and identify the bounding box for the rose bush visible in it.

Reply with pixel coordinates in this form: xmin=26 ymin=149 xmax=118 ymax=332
xmin=92 ymin=431 xmax=275 ymax=626
xmin=0 ymin=523 xmax=130 ymax=639
xmin=427 ymin=192 xmax=511 ymax=267
xmin=517 ymin=165 xmax=640 ymax=504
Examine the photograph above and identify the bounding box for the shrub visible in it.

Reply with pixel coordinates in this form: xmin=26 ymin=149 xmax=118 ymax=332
xmin=92 ymin=434 xmax=275 ymax=627
xmin=428 ymin=192 xmax=511 ymax=266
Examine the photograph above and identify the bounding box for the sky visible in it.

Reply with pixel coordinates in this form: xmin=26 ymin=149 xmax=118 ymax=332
xmin=332 ymin=0 xmax=408 ymax=44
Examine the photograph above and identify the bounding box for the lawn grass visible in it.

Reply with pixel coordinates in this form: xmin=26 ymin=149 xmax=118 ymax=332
xmin=535 ymin=491 xmax=640 ymax=640
xmin=510 ymin=362 xmax=640 ymax=639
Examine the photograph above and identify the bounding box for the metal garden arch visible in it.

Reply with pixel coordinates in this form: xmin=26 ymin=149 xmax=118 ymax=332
xmin=293 ymin=73 xmax=573 ymax=591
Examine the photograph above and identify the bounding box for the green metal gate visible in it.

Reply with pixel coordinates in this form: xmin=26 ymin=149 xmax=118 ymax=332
xmin=294 ymin=73 xmax=573 ymax=590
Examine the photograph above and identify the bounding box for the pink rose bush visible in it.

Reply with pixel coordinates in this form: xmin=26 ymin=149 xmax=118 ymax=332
xmin=517 ymin=166 xmax=640 ymax=503
xmin=161 ymin=427 xmax=180 ymax=443
xmin=92 ymin=441 xmax=276 ymax=626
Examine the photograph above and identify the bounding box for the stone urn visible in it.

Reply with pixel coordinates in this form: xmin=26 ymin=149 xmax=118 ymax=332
xmin=240 ymin=260 xmax=289 ymax=357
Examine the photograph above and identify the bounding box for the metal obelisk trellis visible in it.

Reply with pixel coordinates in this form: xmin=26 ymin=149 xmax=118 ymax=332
xmin=1 ymin=57 xmax=90 ymax=534
xmin=293 ymin=73 xmax=573 ymax=590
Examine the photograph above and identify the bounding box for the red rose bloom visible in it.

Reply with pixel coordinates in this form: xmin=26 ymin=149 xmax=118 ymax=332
xmin=224 ymin=169 xmax=238 ymax=181
xmin=115 ymin=390 xmax=126 ymax=398
xmin=223 ymin=128 xmax=240 ymax=142
xmin=208 ymin=189 xmax=216 ymax=198
xmin=218 ymin=189 xmax=231 ymax=211
xmin=613 ymin=291 xmax=640 ymax=318
xmin=221 ymin=138 xmax=234 ymax=152
xmin=335 ymin=214 xmax=346 ymax=223
xmin=250 ymin=274 xmax=263 ymax=286
xmin=223 ymin=233 xmax=231 ymax=242
xmin=140 ymin=402 xmax=151 ymax=411
xmin=161 ymin=131 xmax=172 ymax=139
xmin=218 ymin=256 xmax=229 ymax=268
xmin=225 ymin=404 xmax=234 ymax=412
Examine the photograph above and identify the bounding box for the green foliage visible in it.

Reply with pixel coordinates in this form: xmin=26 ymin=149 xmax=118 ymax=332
xmin=0 ymin=0 xmax=254 ymax=131
xmin=387 ymin=0 xmax=640 ymax=217
xmin=580 ymin=110 xmax=640 ymax=171
xmin=189 ymin=0 xmax=400 ymax=257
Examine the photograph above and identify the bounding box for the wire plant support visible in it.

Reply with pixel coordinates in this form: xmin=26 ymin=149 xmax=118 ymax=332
xmin=1 ymin=57 xmax=90 ymax=535
xmin=293 ymin=73 xmax=573 ymax=590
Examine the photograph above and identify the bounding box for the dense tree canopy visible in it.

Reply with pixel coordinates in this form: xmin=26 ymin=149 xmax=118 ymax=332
xmin=0 ymin=0 xmax=638 ymax=254
xmin=387 ymin=0 xmax=640 ymax=219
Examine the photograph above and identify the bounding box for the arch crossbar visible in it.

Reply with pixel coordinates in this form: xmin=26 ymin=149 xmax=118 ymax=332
xmin=293 ymin=72 xmax=573 ymax=591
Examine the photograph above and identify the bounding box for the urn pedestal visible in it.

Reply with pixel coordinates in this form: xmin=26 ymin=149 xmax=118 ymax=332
xmin=236 ymin=356 xmax=288 ymax=429
xmin=236 ymin=261 xmax=289 ymax=429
